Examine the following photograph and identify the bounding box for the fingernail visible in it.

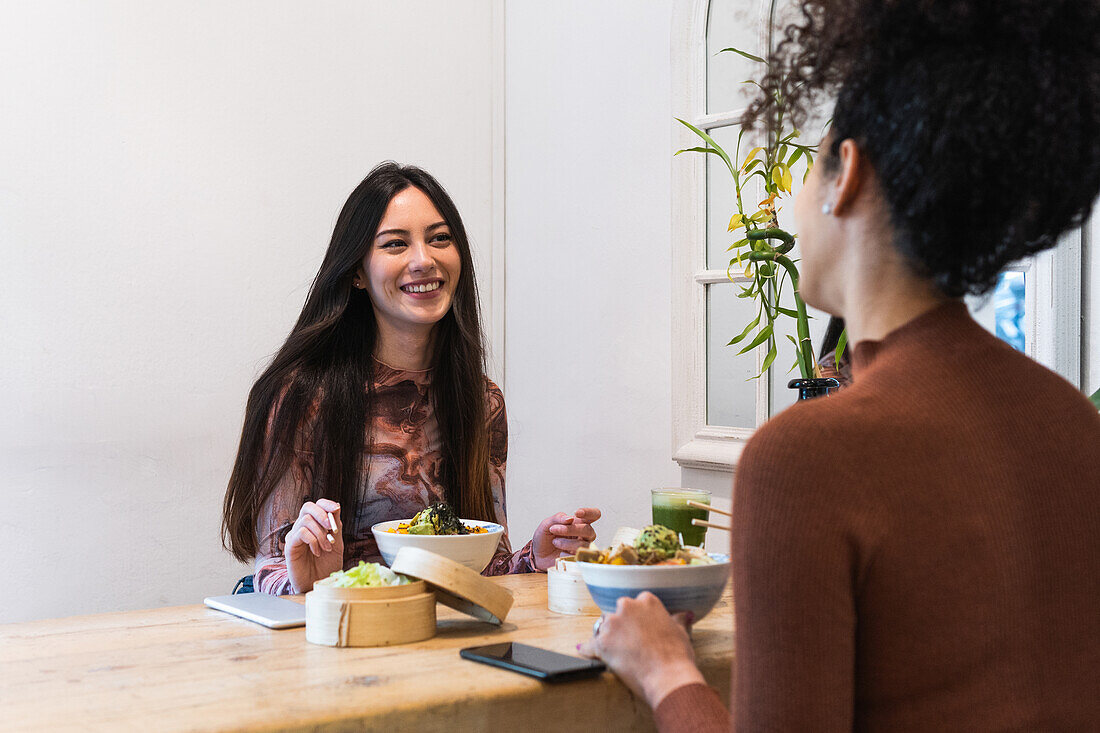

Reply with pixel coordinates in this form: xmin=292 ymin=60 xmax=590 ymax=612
xmin=575 ymin=643 xmax=581 ymax=650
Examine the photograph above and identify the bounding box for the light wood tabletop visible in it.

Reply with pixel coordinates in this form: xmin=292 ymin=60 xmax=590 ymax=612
xmin=0 ymin=574 xmax=732 ymax=732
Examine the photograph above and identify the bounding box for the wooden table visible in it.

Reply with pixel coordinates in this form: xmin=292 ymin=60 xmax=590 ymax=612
xmin=1 ymin=574 xmax=732 ymax=732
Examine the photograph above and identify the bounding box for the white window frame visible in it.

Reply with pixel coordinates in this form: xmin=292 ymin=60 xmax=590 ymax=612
xmin=671 ymin=0 xmax=771 ymax=472
xmin=970 ymin=236 xmax=1081 ymax=386
xmin=670 ymin=0 xmax=1084 ymax=474
xmin=1033 ymin=234 xmax=1083 ymax=385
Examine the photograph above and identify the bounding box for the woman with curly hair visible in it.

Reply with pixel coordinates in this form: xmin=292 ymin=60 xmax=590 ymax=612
xmin=582 ymin=1 xmax=1100 ymax=729
xmin=222 ymin=163 xmax=600 ymax=595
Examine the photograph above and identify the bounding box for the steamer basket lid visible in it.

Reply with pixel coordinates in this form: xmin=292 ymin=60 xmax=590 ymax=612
xmin=390 ymin=546 xmax=514 ymax=625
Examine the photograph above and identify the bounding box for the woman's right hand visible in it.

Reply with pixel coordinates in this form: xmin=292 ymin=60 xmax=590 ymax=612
xmin=285 ymin=498 xmax=343 ymax=593
xmin=578 ymin=591 xmax=704 ymax=709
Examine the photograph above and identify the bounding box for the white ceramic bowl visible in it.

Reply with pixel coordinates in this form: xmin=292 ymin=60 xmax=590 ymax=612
xmin=575 ymin=554 xmax=731 ymax=621
xmin=371 ymin=519 xmax=503 ymax=573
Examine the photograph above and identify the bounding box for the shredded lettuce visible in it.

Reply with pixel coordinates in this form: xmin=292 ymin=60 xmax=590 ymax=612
xmin=327 ymin=561 xmax=410 ymax=588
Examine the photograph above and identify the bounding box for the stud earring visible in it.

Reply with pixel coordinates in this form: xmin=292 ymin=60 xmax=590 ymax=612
xmin=821 ymin=202 xmax=834 ymax=215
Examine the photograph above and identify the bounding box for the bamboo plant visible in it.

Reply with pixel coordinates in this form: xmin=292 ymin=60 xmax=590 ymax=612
xmin=676 ymin=13 xmax=845 ymax=381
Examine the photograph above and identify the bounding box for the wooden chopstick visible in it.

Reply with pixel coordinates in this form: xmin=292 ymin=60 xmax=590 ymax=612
xmin=687 ymin=500 xmax=732 ymax=518
xmin=691 ymin=518 xmax=731 ymax=532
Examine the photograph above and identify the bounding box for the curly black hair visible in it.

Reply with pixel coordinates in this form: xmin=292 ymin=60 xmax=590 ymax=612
xmin=745 ymin=0 xmax=1100 ymax=296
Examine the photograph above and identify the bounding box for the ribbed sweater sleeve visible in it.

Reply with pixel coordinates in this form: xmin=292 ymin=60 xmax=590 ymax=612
xmin=653 ymin=683 xmax=728 ymax=733
xmin=730 ymin=410 xmax=872 ymax=731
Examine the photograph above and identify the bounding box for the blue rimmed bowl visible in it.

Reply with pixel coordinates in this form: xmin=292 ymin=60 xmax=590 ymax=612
xmin=372 ymin=519 xmax=503 ymax=573
xmin=575 ymin=554 xmax=731 ymax=621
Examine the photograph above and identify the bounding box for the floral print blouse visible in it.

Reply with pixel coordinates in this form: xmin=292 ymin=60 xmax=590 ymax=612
xmin=253 ymin=360 xmax=534 ymax=594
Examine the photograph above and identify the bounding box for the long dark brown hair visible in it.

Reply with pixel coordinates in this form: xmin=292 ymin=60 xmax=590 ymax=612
xmin=222 ymin=162 xmax=494 ymax=562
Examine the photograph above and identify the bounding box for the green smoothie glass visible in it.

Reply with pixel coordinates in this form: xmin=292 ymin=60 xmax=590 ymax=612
xmin=650 ymin=488 xmax=711 ymax=548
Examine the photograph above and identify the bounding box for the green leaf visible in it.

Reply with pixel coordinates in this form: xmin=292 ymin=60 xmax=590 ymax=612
xmin=787 ymin=147 xmax=804 ymax=167
xmin=834 ymin=328 xmax=849 ymax=371
xmin=778 ymin=144 xmax=788 ymax=163
xmin=746 ymin=169 xmax=770 ymax=186
xmin=1089 ymin=386 xmax=1100 ymax=411
xmin=674 ymin=146 xmax=721 ymax=156
xmin=727 ymin=312 xmax=762 ymax=346
xmin=787 ymin=334 xmax=809 ymax=377
xmin=718 ymin=47 xmax=766 ymax=64
xmin=775 ymin=306 xmax=800 ymax=318
xmin=741 ymin=146 xmax=764 ymax=168
xmin=743 ymin=158 xmax=762 ymax=173
xmin=675 ymin=118 xmax=737 ymax=180
xmin=760 ymin=343 xmax=778 ymax=373
xmin=737 ymin=323 xmax=774 ymax=355
xmin=725 ymin=237 xmax=750 ymax=252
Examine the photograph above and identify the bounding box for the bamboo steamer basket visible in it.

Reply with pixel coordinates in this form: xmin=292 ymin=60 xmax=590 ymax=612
xmin=547 ymin=556 xmax=600 ymax=616
xmin=305 ymin=577 xmax=436 ymax=647
xmin=390 ymin=546 xmax=514 ymax=625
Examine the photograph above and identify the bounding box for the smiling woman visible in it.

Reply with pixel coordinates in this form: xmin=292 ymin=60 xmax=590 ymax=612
xmin=221 ymin=163 xmax=601 ymax=595
xmin=357 ymin=186 xmax=464 ymax=345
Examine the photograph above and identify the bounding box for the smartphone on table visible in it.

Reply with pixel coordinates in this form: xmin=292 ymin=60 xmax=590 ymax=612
xmin=460 ymin=642 xmax=606 ymax=682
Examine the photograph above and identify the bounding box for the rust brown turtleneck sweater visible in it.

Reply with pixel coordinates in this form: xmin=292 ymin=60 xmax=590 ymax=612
xmin=655 ymin=301 xmax=1100 ymax=731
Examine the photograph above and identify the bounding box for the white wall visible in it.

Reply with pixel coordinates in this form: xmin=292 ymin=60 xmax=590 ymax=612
xmin=502 ymin=0 xmax=682 ymax=547
xmin=0 ymin=1 xmax=501 ymax=623
xmin=1087 ymin=215 xmax=1100 ymax=397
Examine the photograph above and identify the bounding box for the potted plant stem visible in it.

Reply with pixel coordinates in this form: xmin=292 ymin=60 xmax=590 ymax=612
xmin=676 ymin=2 xmax=845 ymax=399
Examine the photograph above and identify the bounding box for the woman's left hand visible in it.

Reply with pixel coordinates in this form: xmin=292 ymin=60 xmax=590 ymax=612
xmin=531 ymin=507 xmax=601 ymax=571
xmin=578 ymin=592 xmax=706 ymax=708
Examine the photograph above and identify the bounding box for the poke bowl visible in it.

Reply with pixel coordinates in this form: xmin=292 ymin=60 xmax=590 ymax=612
xmin=372 ymin=503 xmax=502 ymax=572
xmin=574 ymin=525 xmax=731 ymax=621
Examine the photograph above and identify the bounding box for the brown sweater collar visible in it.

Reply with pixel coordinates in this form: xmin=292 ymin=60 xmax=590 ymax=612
xmin=851 ymin=300 xmax=971 ymax=378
